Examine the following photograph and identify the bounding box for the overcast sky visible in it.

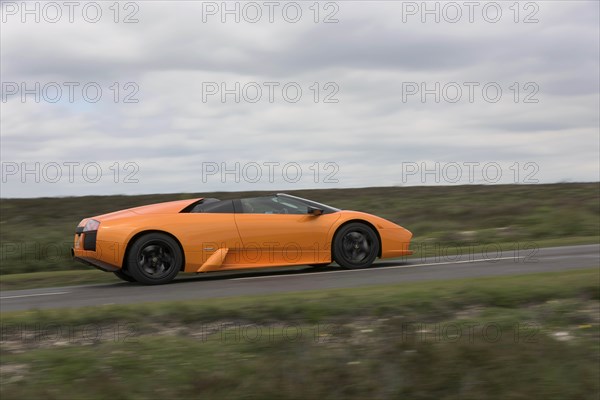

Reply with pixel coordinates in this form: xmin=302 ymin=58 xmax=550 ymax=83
xmin=1 ymin=0 xmax=598 ymax=198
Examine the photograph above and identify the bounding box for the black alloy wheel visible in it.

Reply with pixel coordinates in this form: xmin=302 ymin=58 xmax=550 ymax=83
xmin=333 ymin=223 xmax=379 ymax=269
xmin=126 ymin=233 xmax=182 ymax=285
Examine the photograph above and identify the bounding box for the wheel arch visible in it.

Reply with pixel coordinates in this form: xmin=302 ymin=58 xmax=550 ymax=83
xmin=331 ymin=219 xmax=382 ymax=258
xmin=123 ymin=230 xmax=186 ymax=272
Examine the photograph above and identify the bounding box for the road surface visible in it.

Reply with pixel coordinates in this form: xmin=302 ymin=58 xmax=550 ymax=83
xmin=1 ymin=244 xmax=598 ymax=312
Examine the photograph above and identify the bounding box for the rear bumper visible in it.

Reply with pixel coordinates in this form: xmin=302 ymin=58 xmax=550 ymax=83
xmin=72 ymin=249 xmax=119 ymax=272
xmin=73 ymin=227 xmax=123 ymax=271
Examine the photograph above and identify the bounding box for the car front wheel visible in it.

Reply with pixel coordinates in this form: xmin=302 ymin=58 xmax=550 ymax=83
xmin=126 ymin=233 xmax=182 ymax=285
xmin=333 ymin=223 xmax=379 ymax=269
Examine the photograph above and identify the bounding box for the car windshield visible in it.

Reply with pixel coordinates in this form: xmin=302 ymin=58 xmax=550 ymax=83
xmin=277 ymin=194 xmax=340 ymax=213
xmin=239 ymin=194 xmax=340 ymax=214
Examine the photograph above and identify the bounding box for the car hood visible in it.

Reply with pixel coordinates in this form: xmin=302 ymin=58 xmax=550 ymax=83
xmin=338 ymin=210 xmax=407 ymax=230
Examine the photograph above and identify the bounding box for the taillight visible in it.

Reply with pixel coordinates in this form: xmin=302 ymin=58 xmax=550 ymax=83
xmin=83 ymin=219 xmax=100 ymax=232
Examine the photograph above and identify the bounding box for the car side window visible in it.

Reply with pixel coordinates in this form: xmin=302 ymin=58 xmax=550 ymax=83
xmin=191 ymin=200 xmax=234 ymax=213
xmin=240 ymin=196 xmax=308 ymax=214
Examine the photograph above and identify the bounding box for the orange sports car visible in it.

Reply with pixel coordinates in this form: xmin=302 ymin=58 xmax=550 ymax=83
xmin=72 ymin=193 xmax=413 ymax=284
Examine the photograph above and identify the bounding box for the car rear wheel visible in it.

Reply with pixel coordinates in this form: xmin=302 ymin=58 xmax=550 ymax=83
xmin=126 ymin=233 xmax=182 ymax=285
xmin=333 ymin=223 xmax=379 ymax=269
xmin=113 ymin=269 xmax=137 ymax=283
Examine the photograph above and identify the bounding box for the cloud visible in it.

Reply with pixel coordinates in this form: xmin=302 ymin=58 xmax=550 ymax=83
xmin=1 ymin=0 xmax=598 ymax=197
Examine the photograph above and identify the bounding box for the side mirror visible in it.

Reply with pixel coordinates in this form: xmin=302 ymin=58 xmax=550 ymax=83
xmin=307 ymin=207 xmax=323 ymax=216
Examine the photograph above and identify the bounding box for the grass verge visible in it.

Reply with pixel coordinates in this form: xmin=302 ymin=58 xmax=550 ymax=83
xmin=0 ymin=270 xmax=117 ymax=291
xmin=1 ymin=268 xmax=598 ymax=399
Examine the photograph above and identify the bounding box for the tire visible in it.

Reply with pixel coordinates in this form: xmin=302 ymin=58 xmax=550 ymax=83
xmin=333 ymin=223 xmax=379 ymax=269
xmin=126 ymin=233 xmax=182 ymax=285
xmin=113 ymin=269 xmax=137 ymax=283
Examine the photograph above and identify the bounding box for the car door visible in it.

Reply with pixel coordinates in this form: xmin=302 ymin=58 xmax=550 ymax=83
xmin=233 ymin=196 xmax=340 ymax=266
xmin=168 ymin=200 xmax=243 ymax=270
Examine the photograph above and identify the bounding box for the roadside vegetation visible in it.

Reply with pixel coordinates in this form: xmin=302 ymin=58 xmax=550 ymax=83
xmin=1 ymin=183 xmax=598 ymax=275
xmin=1 ymin=268 xmax=598 ymax=399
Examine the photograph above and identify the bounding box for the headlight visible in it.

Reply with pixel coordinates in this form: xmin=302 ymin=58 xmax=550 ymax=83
xmin=83 ymin=219 xmax=100 ymax=232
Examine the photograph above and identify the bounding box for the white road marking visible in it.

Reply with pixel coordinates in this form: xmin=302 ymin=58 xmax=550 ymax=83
xmin=0 ymin=291 xmax=70 ymax=300
xmin=232 ymin=256 xmax=525 ymax=280
xmin=544 ymin=255 xmax=598 ymax=260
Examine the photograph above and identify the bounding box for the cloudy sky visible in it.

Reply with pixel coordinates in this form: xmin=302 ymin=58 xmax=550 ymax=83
xmin=1 ymin=0 xmax=598 ymax=198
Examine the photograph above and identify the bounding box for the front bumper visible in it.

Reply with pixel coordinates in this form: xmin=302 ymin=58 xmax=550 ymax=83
xmin=379 ymin=227 xmax=413 ymax=259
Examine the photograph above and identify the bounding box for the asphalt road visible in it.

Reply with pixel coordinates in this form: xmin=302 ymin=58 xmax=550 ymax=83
xmin=1 ymin=244 xmax=598 ymax=312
